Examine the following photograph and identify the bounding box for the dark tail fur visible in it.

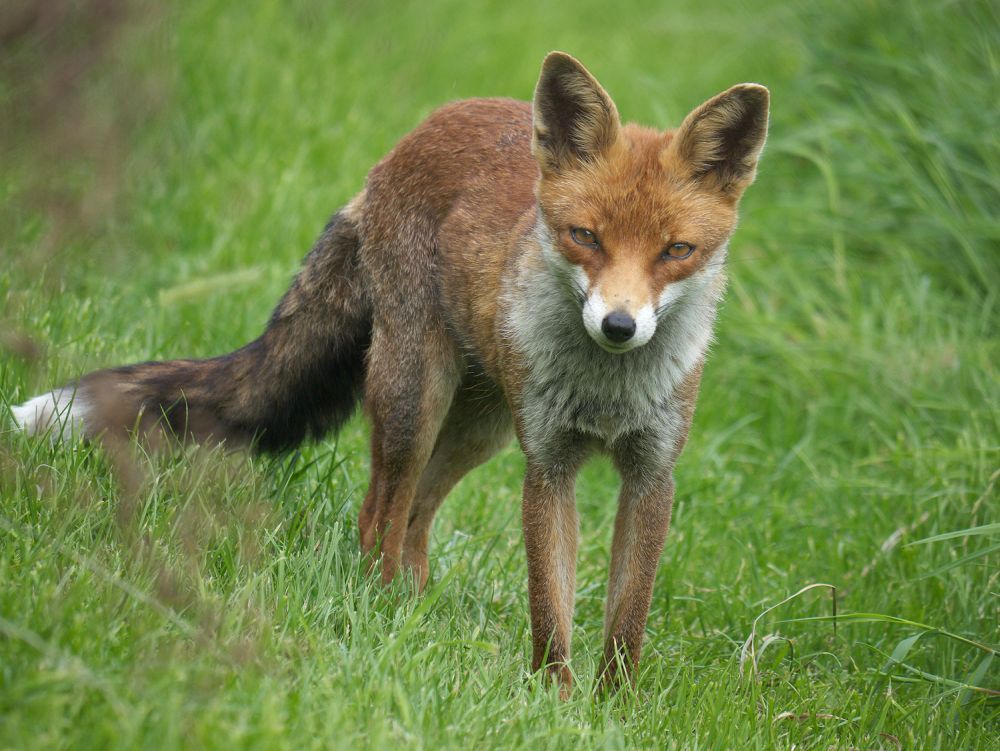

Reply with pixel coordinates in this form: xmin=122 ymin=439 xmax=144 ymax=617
xmin=60 ymin=209 xmax=371 ymax=452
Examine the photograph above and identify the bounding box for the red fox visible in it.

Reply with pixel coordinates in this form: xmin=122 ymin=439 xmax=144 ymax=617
xmin=13 ymin=52 xmax=769 ymax=693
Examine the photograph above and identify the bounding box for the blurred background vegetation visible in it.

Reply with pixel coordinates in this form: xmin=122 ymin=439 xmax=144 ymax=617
xmin=1 ymin=0 xmax=997 ymax=748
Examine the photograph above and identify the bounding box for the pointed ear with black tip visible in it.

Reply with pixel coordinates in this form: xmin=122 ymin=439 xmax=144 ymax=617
xmin=669 ymin=84 xmax=770 ymax=197
xmin=532 ymin=52 xmax=620 ymax=174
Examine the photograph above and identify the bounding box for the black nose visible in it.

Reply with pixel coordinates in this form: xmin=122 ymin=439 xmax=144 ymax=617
xmin=601 ymin=311 xmax=636 ymax=343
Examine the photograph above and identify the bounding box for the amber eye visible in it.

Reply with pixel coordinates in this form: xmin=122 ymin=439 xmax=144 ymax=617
xmin=570 ymin=227 xmax=600 ymax=248
xmin=661 ymin=242 xmax=695 ymax=260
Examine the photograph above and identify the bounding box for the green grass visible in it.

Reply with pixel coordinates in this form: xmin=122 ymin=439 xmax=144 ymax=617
xmin=1 ymin=0 xmax=998 ymax=748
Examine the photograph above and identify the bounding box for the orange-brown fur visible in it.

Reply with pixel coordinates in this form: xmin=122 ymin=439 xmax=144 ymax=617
xmin=539 ymin=129 xmax=738 ymax=313
xmin=15 ymin=52 xmax=768 ymax=695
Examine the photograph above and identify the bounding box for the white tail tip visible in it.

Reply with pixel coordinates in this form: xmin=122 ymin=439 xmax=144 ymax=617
xmin=10 ymin=388 xmax=89 ymax=441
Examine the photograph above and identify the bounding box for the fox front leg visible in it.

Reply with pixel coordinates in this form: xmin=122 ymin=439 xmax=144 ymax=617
xmin=599 ymin=438 xmax=676 ymax=690
xmin=521 ymin=456 xmax=585 ymax=698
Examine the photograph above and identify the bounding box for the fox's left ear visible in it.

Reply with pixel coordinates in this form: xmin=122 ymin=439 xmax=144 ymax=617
xmin=668 ymin=84 xmax=770 ymax=197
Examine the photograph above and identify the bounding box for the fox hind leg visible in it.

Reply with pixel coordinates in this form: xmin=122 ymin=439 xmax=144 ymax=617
xmin=400 ymin=383 xmax=513 ymax=590
xmin=358 ymin=438 xmax=383 ymax=558
xmin=354 ymin=189 xmax=467 ymax=586
xmin=359 ymin=323 xmax=459 ymax=585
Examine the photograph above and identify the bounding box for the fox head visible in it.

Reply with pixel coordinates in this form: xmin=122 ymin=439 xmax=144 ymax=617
xmin=531 ymin=52 xmax=769 ymax=353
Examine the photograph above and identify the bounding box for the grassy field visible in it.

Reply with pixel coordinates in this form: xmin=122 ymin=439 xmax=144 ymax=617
xmin=1 ymin=0 xmax=997 ymax=748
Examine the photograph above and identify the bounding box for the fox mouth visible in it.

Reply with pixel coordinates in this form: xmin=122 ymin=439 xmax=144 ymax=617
xmin=587 ymin=330 xmax=644 ymax=354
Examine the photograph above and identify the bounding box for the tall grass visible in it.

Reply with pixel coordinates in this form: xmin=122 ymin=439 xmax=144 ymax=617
xmin=1 ymin=0 xmax=997 ymax=748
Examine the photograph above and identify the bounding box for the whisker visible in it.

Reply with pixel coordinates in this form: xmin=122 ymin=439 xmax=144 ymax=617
xmin=567 ymin=280 xmax=587 ymax=306
xmin=656 ymin=299 xmax=720 ymax=319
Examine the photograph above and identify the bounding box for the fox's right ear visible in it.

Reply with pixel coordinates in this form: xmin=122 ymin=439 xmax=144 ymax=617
xmin=532 ymin=52 xmax=620 ymax=174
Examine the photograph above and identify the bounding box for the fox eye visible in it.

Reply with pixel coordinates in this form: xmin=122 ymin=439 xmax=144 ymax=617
xmin=570 ymin=227 xmax=600 ymax=248
xmin=661 ymin=242 xmax=695 ymax=260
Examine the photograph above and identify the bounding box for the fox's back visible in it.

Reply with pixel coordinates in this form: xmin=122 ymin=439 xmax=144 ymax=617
xmin=366 ymin=98 xmax=537 ymax=223
xmin=361 ymin=98 xmax=540 ymax=373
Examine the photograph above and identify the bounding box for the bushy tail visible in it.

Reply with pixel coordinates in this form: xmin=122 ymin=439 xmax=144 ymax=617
xmin=13 ymin=207 xmax=371 ymax=453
